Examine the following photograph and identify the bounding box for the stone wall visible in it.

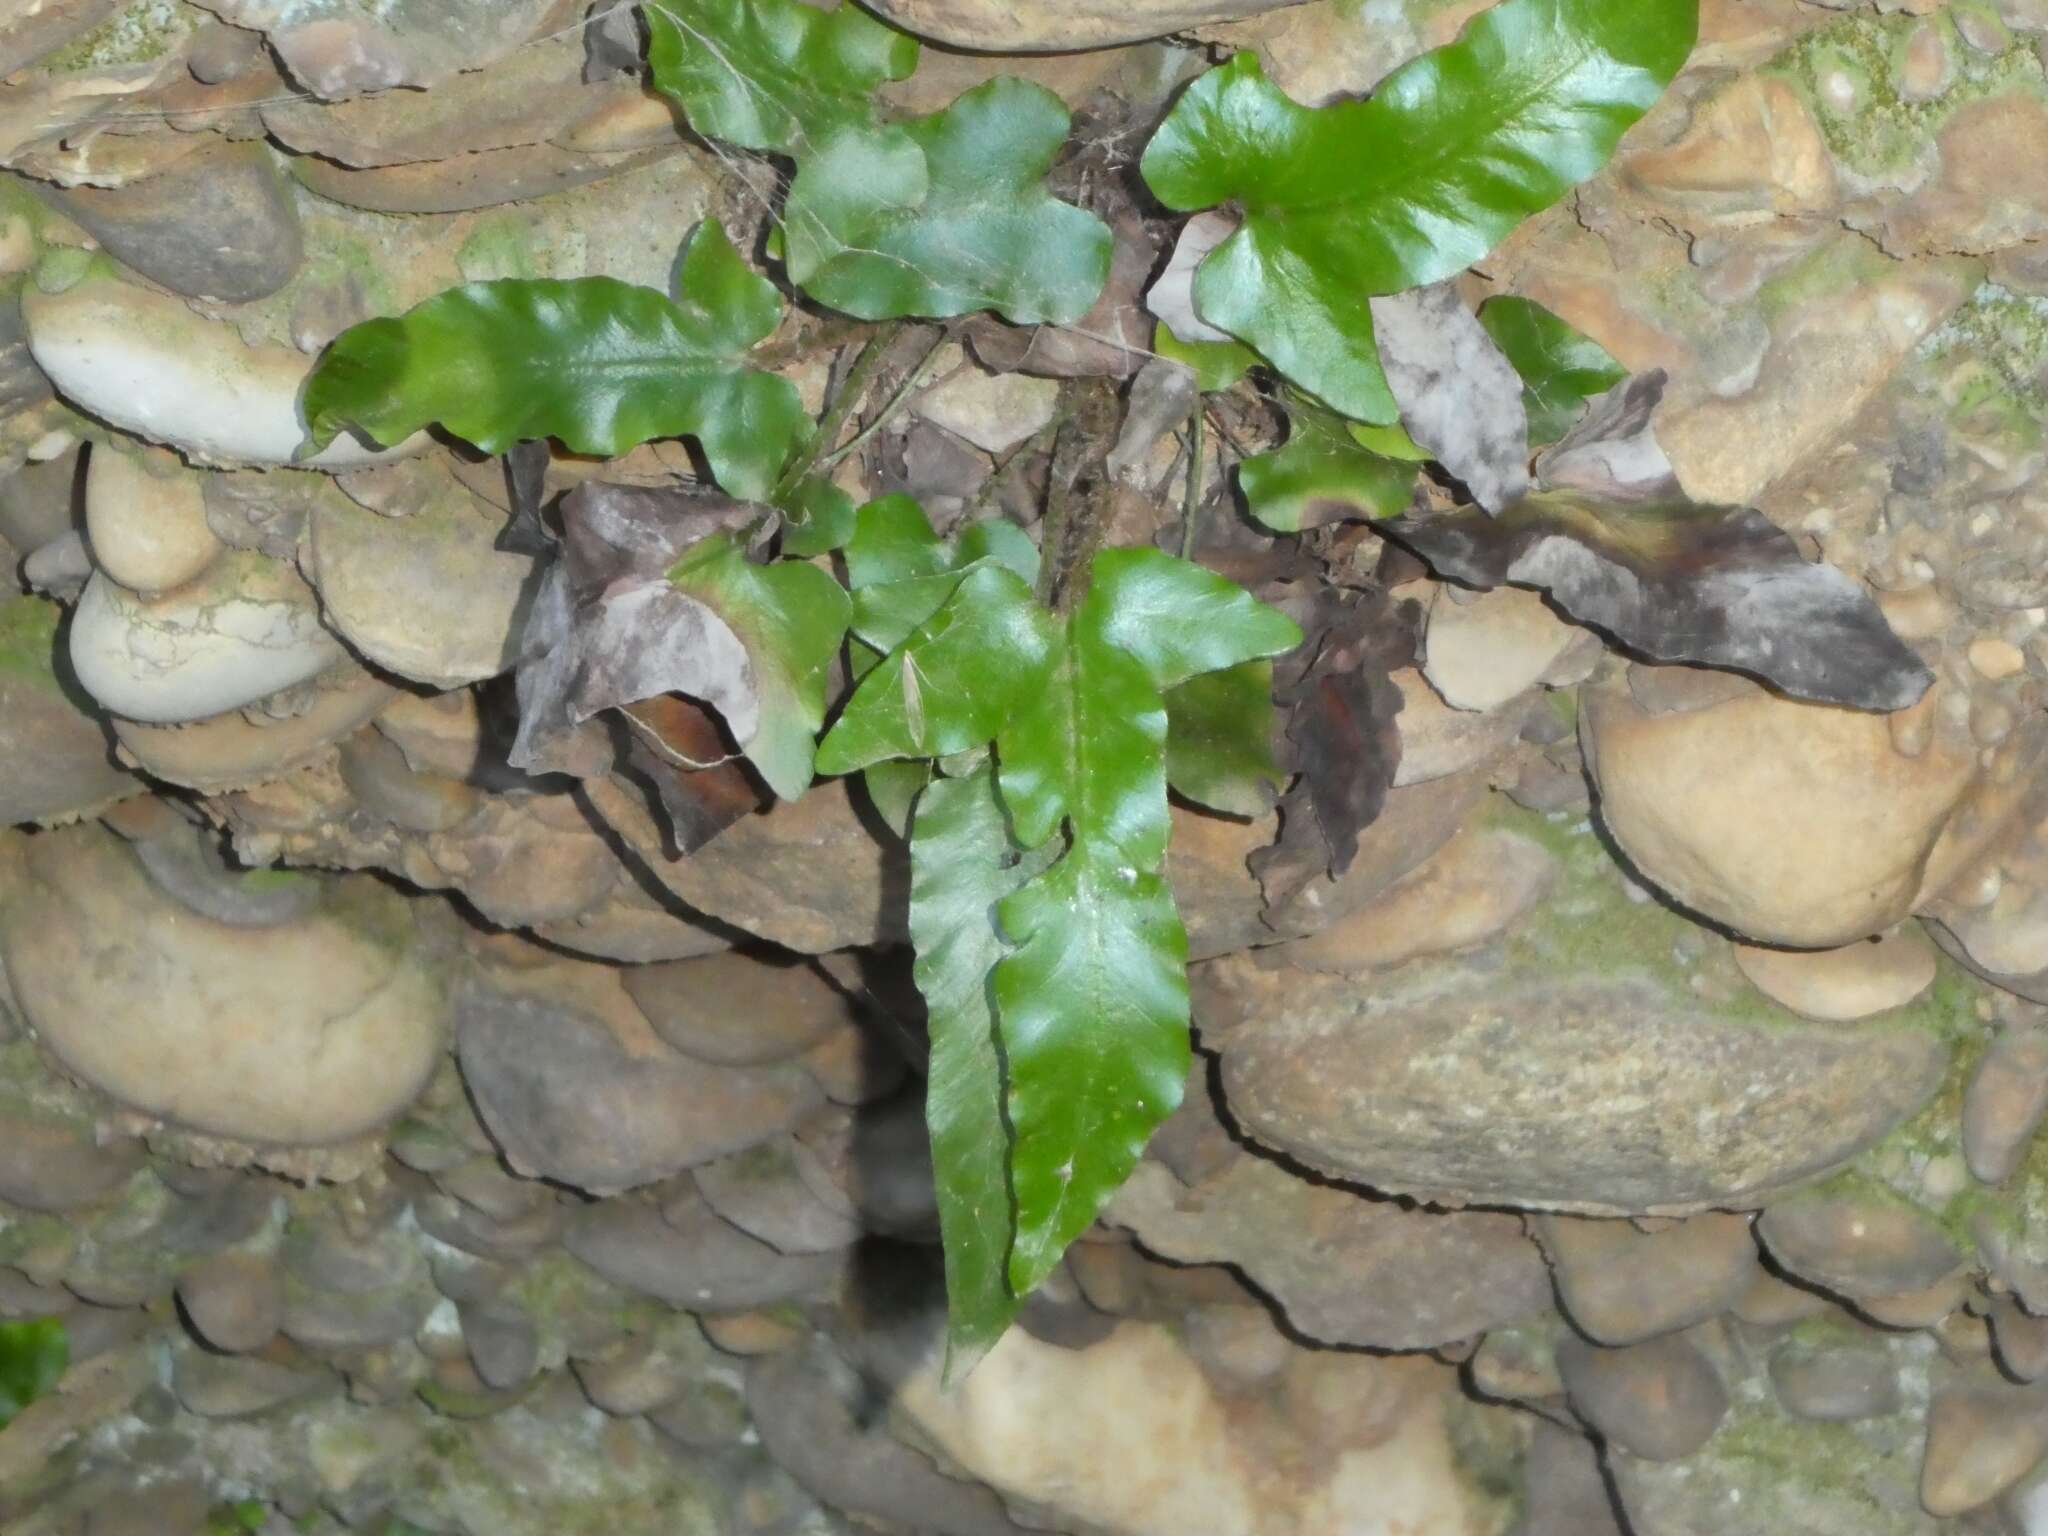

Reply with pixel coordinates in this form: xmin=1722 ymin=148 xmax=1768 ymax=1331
xmin=3 ymin=1 xmax=2048 ymax=1533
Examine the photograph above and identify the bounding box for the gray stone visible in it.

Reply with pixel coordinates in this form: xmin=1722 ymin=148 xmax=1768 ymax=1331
xmin=0 ymin=594 xmax=139 ymax=828
xmin=1768 ymin=1338 xmax=1904 ymax=1422
xmin=200 ymin=0 xmax=564 ymax=97
xmin=171 ymin=1345 xmax=333 ymax=1418
xmin=459 ymin=1299 xmax=538 ymax=1392
xmin=1207 ymin=836 xmax=1951 ymax=1212
xmin=176 ymin=1250 xmax=282 ymax=1354
xmin=572 ymin=1314 xmax=718 ymax=1417
xmin=46 ymin=140 xmax=301 ymax=302
xmin=1534 ymin=1212 xmax=1761 ymax=1346
xmin=1965 ymin=1028 xmax=2048 ymax=1185
xmin=456 ymin=983 xmax=822 ymax=1197
xmin=564 ymin=1188 xmax=843 ymax=1312
xmin=1109 ymin=1152 xmax=1551 ymax=1350
xmin=131 ymin=824 xmax=323 ymax=928
xmin=1755 ymin=1188 xmax=1964 ymax=1300
xmin=1518 ymin=1420 xmax=1627 ymax=1536
xmin=621 ymin=951 xmax=858 ymax=1067
xmin=83 ymin=1478 xmax=207 ymax=1536
xmin=0 ymin=1106 xmax=141 ymax=1213
xmin=1993 ymin=1299 xmax=2048 ymax=1383
xmin=1556 ymin=1332 xmax=1729 ymax=1461
xmin=694 ymin=1136 xmax=867 ymax=1256
xmin=647 ymin=1377 xmax=750 ymax=1449
xmin=791 ymin=1095 xmax=938 ymax=1239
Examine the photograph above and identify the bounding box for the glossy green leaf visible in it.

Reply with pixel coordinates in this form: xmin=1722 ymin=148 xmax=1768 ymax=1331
xmin=1087 ymin=546 xmax=1305 ymax=690
xmin=843 ymin=493 xmax=950 ymax=589
xmin=862 ymin=758 xmax=931 ymax=837
xmin=1477 ymin=295 xmax=1628 ymax=446
xmin=990 ymin=551 xmax=1299 ymax=1296
xmin=910 ymin=764 xmax=1056 ymax=1380
xmin=992 ymin=835 xmax=1190 ymax=1297
xmin=666 ymin=532 xmax=849 ymax=799
xmin=784 ymin=77 xmax=1113 ymax=325
xmin=644 ymin=0 xmax=917 ymax=156
xmin=0 ymin=1318 xmax=65 ymax=1429
xmin=1349 ymin=419 xmax=1431 ymax=462
xmin=1153 ymin=321 xmax=1257 ymax=394
xmin=817 ymin=564 xmax=1057 ymax=774
xmin=778 ymin=476 xmax=859 ymax=557
xmin=304 ymin=220 xmax=804 ymax=499
xmin=845 ymin=497 xmax=1039 ymax=653
xmin=1165 ymin=660 xmax=1283 ymax=817
xmin=1240 ymin=395 xmax=1418 ymax=532
xmin=1139 ymin=0 xmax=1696 ymax=420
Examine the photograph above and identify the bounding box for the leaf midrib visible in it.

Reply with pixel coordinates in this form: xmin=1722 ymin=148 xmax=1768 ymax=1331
xmin=1256 ymin=28 xmax=1630 ymax=223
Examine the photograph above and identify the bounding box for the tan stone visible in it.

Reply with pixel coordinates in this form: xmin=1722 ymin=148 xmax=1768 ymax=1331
xmin=1872 ymin=94 xmax=2048 ymax=257
xmin=887 ymin=1322 xmax=1494 ymax=1536
xmin=1970 ymin=636 xmax=2028 ymax=680
xmin=1392 ymin=668 xmax=1530 ymax=786
xmin=859 ymin=0 xmax=1306 ymax=51
xmin=1626 ymin=74 xmax=1838 ymax=222
xmin=1656 ymin=246 xmax=1979 ymax=504
xmin=1424 ymin=585 xmax=1581 ymax=712
xmin=111 ymin=673 xmax=396 ymax=795
xmin=1732 ymin=926 xmax=1939 ymax=1021
xmin=1280 ymin=822 xmax=1557 ymax=975
xmin=82 ymin=443 xmax=222 ymax=596
xmin=1922 ymin=1385 xmax=2048 ymax=1517
xmin=1581 ymin=677 xmax=1977 ymax=946
xmin=0 ymin=823 xmax=444 ymax=1146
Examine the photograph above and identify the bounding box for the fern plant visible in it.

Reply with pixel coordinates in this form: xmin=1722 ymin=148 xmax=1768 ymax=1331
xmin=301 ymin=0 xmax=1698 ymax=1375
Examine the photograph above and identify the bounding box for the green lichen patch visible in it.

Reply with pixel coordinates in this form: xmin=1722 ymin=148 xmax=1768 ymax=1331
xmin=1914 ymin=283 xmax=2048 ymax=450
xmin=1770 ymin=10 xmax=2048 ymax=183
xmin=36 ymin=0 xmax=198 ymax=73
xmin=0 ymin=595 xmax=64 ymax=695
xmin=1494 ymin=797 xmax=1982 ymax=1048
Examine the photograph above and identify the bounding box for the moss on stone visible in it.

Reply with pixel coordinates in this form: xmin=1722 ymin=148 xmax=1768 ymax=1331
xmin=1490 ymin=798 xmax=1982 ymax=1047
xmin=36 ymin=1 xmax=196 ymax=73
xmin=456 ymin=216 xmax=541 ymax=283
xmin=0 ymin=595 xmax=62 ymax=695
xmin=1769 ymin=10 xmax=2047 ymax=182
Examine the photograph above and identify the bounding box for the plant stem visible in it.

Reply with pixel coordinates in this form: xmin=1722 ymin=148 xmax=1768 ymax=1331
xmin=1037 ymin=378 xmax=1119 ymax=614
xmin=770 ymin=332 xmax=889 ymax=505
xmin=818 ymin=328 xmax=950 ymax=473
xmin=750 ymin=319 xmax=875 ymax=371
xmin=1179 ymin=403 xmax=1205 ymax=560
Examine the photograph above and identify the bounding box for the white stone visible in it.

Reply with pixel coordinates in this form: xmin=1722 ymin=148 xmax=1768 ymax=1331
xmin=68 ymin=551 xmax=346 ymax=724
xmin=889 ymin=1322 xmax=1495 ymax=1536
xmin=22 ymin=275 xmax=426 ymax=469
xmin=1424 ymin=585 xmax=1580 ymax=712
xmin=84 ymin=441 xmax=223 ymax=595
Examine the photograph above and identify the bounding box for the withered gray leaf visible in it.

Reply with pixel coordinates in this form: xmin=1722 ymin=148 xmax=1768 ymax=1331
xmin=509 ymin=482 xmax=767 ymax=776
xmin=1379 ymin=490 xmax=1934 ymax=712
xmin=1107 ymin=355 xmax=1199 ymax=486
xmin=1534 ymin=370 xmax=1680 ymax=502
xmin=1368 ymin=282 xmax=1530 ymax=513
xmin=498 ymin=439 xmax=556 ymax=555
xmin=1148 ymin=211 xmax=1239 ymax=346
xmin=1252 ymin=586 xmax=1421 ymax=911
